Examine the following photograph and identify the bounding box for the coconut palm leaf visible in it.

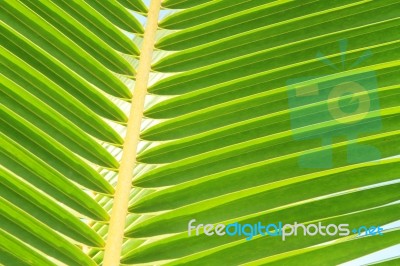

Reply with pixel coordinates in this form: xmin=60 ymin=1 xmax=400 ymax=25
xmin=1 ymin=0 xmax=399 ymax=265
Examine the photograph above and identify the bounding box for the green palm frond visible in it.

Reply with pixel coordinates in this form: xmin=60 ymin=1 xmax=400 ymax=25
xmin=1 ymin=0 xmax=399 ymax=265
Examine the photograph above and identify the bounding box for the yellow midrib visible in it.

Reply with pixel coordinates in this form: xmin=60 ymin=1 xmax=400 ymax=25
xmin=102 ymin=1 xmax=162 ymax=265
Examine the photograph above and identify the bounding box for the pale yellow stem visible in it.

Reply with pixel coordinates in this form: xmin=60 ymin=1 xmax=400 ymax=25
xmin=103 ymin=1 xmax=161 ymax=265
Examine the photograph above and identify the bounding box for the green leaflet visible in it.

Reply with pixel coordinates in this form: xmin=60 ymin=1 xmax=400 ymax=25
xmin=130 ymin=166 xmax=400 ymax=238
xmin=154 ymin=7 xmax=400 ymax=72
xmin=0 ymin=167 xmax=104 ymax=247
xmin=131 ymin=158 xmax=400 ymax=213
xmin=19 ymin=0 xmax=135 ymax=75
xmin=252 ymin=229 xmax=400 ymax=265
xmin=0 ymin=198 xmax=97 ymax=266
xmin=150 ymin=38 xmax=400 ymax=95
xmin=143 ymin=67 xmax=399 ymax=139
xmin=1 ymin=1 xmax=132 ymax=99
xmin=139 ymin=84 xmax=399 ymax=162
xmin=157 ymin=0 xmax=395 ymax=51
xmin=51 ymin=0 xmax=139 ymax=55
xmin=0 ymin=45 xmax=125 ymax=140
xmin=136 ymin=110 xmax=400 ymax=187
xmin=84 ymin=0 xmax=144 ymax=34
xmin=117 ymin=0 xmax=148 ymax=14
xmin=0 ymin=229 xmax=57 ymax=266
xmin=0 ymin=111 xmax=115 ymax=193
xmin=162 ymin=0 xmax=214 ymax=9
xmin=122 ymin=185 xmax=400 ymax=263
xmin=147 ymin=64 xmax=399 ymax=122
xmin=165 ymin=205 xmax=400 ymax=265
xmin=1 ymin=78 xmax=120 ymax=166
xmin=159 ymin=0 xmax=275 ymax=30
xmin=0 ymin=137 xmax=110 ymax=220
